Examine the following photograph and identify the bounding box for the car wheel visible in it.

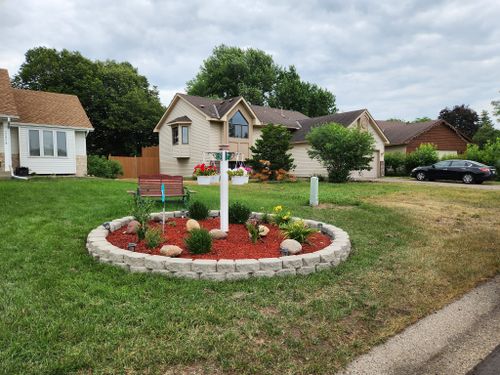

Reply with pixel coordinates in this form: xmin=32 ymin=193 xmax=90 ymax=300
xmin=462 ymin=173 xmax=474 ymax=184
xmin=416 ymin=171 xmax=426 ymax=181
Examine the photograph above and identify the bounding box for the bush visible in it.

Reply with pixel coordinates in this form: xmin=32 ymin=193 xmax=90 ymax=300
xmin=184 ymin=228 xmax=212 ymax=254
xmin=130 ymin=195 xmax=154 ymax=241
xmin=281 ymin=220 xmax=317 ymax=244
xmin=307 ymin=123 xmax=375 ymax=182
xmin=145 ymin=227 xmax=163 ymax=249
xmin=440 ymin=153 xmax=464 ymax=161
xmin=464 ymin=138 xmax=500 ymax=179
xmin=246 ymin=219 xmax=261 ymax=244
xmin=384 ymin=152 xmax=406 ymax=176
xmin=404 ymin=144 xmax=438 ymax=173
xmin=188 ymin=201 xmax=209 ymax=220
xmin=87 ymin=155 xmax=123 ymax=179
xmin=272 ymin=205 xmax=292 ymax=227
xmin=229 ymin=202 xmax=251 ymax=224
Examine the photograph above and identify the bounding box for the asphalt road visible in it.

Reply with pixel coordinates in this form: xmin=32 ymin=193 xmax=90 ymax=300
xmin=339 ymin=276 xmax=500 ymax=375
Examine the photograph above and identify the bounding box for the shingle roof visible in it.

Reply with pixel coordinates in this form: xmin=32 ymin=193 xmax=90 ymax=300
xmin=178 ymin=93 xmax=244 ymax=119
xmin=0 ymin=69 xmax=19 ymax=117
xmin=377 ymin=120 xmax=442 ymax=145
xmin=167 ymin=115 xmax=192 ymax=124
xmin=291 ymin=109 xmax=366 ymax=142
xmin=250 ymin=105 xmax=308 ymax=129
xmin=0 ymin=68 xmax=93 ymax=129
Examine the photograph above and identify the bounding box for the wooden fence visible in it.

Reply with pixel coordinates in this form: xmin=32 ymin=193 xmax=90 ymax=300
xmin=109 ymin=146 xmax=160 ymax=179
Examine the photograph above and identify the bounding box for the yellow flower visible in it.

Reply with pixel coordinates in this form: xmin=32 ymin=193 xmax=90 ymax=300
xmin=273 ymin=205 xmax=283 ymax=212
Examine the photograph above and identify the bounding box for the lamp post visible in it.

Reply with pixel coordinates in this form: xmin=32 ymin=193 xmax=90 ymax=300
xmin=219 ymin=144 xmax=229 ymax=232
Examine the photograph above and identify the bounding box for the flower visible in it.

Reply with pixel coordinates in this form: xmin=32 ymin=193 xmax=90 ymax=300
xmin=273 ymin=205 xmax=283 ymax=213
xmin=193 ymin=163 xmax=218 ymax=176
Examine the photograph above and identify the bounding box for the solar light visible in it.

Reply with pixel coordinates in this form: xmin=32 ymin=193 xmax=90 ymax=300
xmin=127 ymin=243 xmax=137 ymax=252
xmin=102 ymin=222 xmax=111 ymax=231
xmin=280 ymin=248 xmax=289 ymax=257
xmin=181 ymin=210 xmax=187 ymax=219
xmin=318 ymin=223 xmax=323 ymax=233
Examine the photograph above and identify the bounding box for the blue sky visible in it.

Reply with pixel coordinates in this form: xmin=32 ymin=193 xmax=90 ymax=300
xmin=1 ymin=0 xmax=499 ymax=123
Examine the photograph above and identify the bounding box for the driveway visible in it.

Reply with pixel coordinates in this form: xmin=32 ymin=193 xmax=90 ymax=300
xmin=339 ymin=276 xmax=500 ymax=375
xmin=371 ymin=177 xmax=500 ymax=190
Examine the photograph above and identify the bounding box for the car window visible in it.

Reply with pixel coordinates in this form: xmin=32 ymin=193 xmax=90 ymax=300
xmin=469 ymin=161 xmax=487 ymax=167
xmin=434 ymin=161 xmax=451 ymax=168
xmin=450 ymin=161 xmax=467 ymax=167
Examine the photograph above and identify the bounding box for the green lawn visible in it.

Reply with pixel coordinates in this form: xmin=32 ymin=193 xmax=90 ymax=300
xmin=0 ymin=178 xmax=499 ymax=374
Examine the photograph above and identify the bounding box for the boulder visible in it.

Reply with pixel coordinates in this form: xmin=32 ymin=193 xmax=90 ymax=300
xmin=258 ymin=225 xmax=270 ymax=237
xmin=280 ymin=239 xmax=302 ymax=255
xmin=126 ymin=220 xmax=141 ymax=234
xmin=160 ymin=245 xmax=183 ymax=257
xmin=186 ymin=219 xmax=200 ymax=232
xmin=209 ymin=229 xmax=228 ymax=240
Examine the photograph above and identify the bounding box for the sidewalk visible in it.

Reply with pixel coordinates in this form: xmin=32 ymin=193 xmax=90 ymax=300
xmin=339 ymin=276 xmax=500 ymax=375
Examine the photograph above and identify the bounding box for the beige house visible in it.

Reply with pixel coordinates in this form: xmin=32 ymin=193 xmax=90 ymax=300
xmin=154 ymin=93 xmax=388 ymax=178
xmin=0 ymin=69 xmax=93 ymax=177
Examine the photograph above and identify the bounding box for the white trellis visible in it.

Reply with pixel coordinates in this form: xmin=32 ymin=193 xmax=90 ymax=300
xmin=203 ymin=148 xmax=243 ymax=232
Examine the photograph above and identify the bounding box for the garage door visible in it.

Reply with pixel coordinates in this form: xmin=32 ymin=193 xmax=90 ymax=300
xmin=353 ymin=150 xmax=380 ymax=179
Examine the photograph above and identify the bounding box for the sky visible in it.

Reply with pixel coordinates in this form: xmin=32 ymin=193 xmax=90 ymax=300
xmin=0 ymin=0 xmax=499 ymax=123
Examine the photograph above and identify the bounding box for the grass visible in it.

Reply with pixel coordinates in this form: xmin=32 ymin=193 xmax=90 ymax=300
xmin=0 ymin=178 xmax=499 ymax=374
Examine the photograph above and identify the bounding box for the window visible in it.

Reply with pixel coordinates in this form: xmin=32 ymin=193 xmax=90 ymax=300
xmin=57 ymin=132 xmax=67 ymax=157
xmin=434 ymin=161 xmax=451 ymax=168
xmin=229 ymin=111 xmax=249 ymax=139
xmin=43 ymin=131 xmax=54 ymax=156
xmin=450 ymin=161 xmax=467 ymax=167
xmin=29 ymin=130 xmax=40 ymax=156
xmin=181 ymin=126 xmax=189 ymax=144
xmin=172 ymin=126 xmax=179 ymax=145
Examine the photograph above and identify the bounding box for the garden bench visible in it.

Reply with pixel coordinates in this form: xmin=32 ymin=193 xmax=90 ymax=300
xmin=128 ymin=175 xmax=193 ymax=203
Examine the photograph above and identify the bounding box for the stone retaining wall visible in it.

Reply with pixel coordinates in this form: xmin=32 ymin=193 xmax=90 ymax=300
xmin=86 ymin=211 xmax=352 ymax=281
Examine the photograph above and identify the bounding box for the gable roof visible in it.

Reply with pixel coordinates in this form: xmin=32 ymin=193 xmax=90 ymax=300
xmin=0 ymin=69 xmax=19 ymax=118
xmin=167 ymin=115 xmax=192 ymax=124
xmin=250 ymin=105 xmax=308 ymax=129
xmin=377 ymin=119 xmax=470 ymax=145
xmin=0 ymin=68 xmax=93 ymax=129
xmin=291 ymin=109 xmax=366 ymax=142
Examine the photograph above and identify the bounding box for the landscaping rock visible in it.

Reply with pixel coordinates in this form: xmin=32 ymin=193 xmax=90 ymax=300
xmin=209 ymin=228 xmax=227 ymax=240
xmin=126 ymin=220 xmax=140 ymax=234
xmin=280 ymin=239 xmax=302 ymax=255
xmin=160 ymin=245 xmax=183 ymax=257
xmin=186 ymin=219 xmax=200 ymax=232
xmin=258 ymin=225 xmax=270 ymax=237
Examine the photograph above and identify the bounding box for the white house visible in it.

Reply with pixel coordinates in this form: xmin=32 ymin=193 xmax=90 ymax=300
xmin=154 ymin=93 xmax=388 ymax=178
xmin=0 ymin=69 xmax=93 ymax=177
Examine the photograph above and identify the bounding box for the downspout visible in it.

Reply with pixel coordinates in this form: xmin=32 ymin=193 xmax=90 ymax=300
xmin=7 ymin=117 xmax=28 ymax=180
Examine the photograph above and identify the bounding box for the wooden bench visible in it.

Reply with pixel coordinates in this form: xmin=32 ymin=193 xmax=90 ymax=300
xmin=128 ymin=175 xmax=193 ymax=203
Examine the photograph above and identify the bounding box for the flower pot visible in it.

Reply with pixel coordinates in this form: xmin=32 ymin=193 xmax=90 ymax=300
xmin=197 ymin=176 xmax=212 ymax=185
xmin=210 ymin=174 xmax=220 ymax=184
xmin=231 ymin=175 xmax=249 ymax=185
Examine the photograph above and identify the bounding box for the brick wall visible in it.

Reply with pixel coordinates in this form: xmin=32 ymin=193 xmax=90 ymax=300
xmin=76 ymin=155 xmax=87 ymax=176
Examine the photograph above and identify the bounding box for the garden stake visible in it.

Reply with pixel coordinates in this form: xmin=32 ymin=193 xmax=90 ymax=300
xmin=161 ymin=183 xmax=166 ymax=234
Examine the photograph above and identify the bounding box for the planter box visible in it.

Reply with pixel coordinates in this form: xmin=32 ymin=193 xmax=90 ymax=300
xmin=232 ymin=175 xmax=249 ymax=185
xmin=210 ymin=174 xmax=220 ymax=184
xmin=197 ymin=176 xmax=212 ymax=185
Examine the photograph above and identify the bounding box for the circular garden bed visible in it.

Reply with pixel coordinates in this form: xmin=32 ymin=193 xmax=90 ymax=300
xmin=86 ymin=210 xmax=352 ymax=280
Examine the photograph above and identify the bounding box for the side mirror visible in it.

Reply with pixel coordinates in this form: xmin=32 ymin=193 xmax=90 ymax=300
xmin=431 ymin=164 xmax=436 ymax=169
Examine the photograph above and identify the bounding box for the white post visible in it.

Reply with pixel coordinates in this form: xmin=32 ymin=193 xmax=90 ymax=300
xmin=3 ymin=120 xmax=12 ymax=172
xmin=219 ymin=148 xmax=229 ymax=232
xmin=310 ymin=176 xmax=319 ymax=206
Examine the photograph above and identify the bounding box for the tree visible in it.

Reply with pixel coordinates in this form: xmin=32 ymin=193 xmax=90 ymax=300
xmin=248 ymin=124 xmax=295 ymax=180
xmin=438 ymin=104 xmax=479 ymax=138
xmin=473 ymin=111 xmax=500 ymax=148
xmin=492 ymin=93 xmax=500 ymax=123
xmin=306 ymin=123 xmax=375 ymax=182
xmin=186 ymin=45 xmax=336 ymax=117
xmin=413 ymin=117 xmax=432 ymax=123
xmin=404 ymin=144 xmax=438 ymax=173
xmin=13 ymin=47 xmax=165 ymax=155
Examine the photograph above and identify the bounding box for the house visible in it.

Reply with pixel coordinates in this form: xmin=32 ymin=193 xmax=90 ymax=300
xmin=377 ymin=119 xmax=470 ymax=157
xmin=154 ymin=93 xmax=388 ymax=178
xmin=0 ymin=69 xmax=93 ymax=176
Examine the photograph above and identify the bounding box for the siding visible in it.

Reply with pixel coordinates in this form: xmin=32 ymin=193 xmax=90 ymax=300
xmin=75 ymin=131 xmax=87 ymax=156
xmin=18 ymin=126 xmax=76 ymax=174
xmin=407 ymin=123 xmax=468 ymax=153
xmin=11 ymin=127 xmax=19 ymax=154
xmin=290 ymin=143 xmax=327 ymax=177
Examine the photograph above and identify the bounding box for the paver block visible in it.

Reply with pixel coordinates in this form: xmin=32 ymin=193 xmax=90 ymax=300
xmin=192 ymin=259 xmax=217 ymax=273
xmin=276 ymin=268 xmax=296 ymax=277
xmin=317 ymin=248 xmax=336 ymax=263
xmin=113 ymin=263 xmax=129 ymax=270
xmin=151 ymin=269 xmax=173 ymax=276
xmin=123 ymin=252 xmax=146 ymax=267
xmin=331 ymin=258 xmax=342 ymax=266
xmin=209 ymin=210 xmax=220 ymax=217
xmin=235 ymin=259 xmax=260 ymax=273
xmin=259 ymin=258 xmax=282 ymax=271
xmin=108 ymin=248 xmax=125 ymax=263
xmin=200 ymin=272 xmax=226 ymax=281
xmin=217 ymin=259 xmax=235 ymax=273
xmin=301 ymin=253 xmax=321 ymax=266
xmin=165 ymin=258 xmax=192 ymax=272
xmin=173 ymin=272 xmax=199 ymax=279
xmin=129 ymin=266 xmax=148 ymax=273
xmin=281 ymin=255 xmax=303 ymax=269
xmin=254 ymin=270 xmax=276 ymax=278
xmin=145 ymin=255 xmax=168 ymax=270
xmin=296 ymin=266 xmax=315 ymax=275
xmin=226 ymin=272 xmax=251 ymax=280
xmin=316 ymin=263 xmax=332 ymax=271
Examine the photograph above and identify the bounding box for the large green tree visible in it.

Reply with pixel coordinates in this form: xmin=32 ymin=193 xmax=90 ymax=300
xmin=307 ymin=123 xmax=375 ymax=183
xmin=13 ymin=47 xmax=165 ymax=155
xmin=492 ymin=92 xmax=500 ymax=123
xmin=473 ymin=110 xmax=500 ymax=148
xmin=438 ymin=104 xmax=479 ymax=139
xmin=186 ymin=45 xmax=336 ymax=117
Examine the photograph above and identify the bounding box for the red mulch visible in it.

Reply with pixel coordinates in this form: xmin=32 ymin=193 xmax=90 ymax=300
xmin=106 ymin=217 xmax=332 ymax=260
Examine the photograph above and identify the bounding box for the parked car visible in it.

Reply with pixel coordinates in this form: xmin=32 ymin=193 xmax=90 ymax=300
xmin=410 ymin=160 xmax=497 ymax=184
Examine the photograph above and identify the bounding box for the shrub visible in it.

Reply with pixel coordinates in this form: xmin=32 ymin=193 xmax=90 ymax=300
xmin=440 ymin=153 xmax=464 ymax=161
xmin=188 ymin=201 xmax=209 ymax=220
xmin=384 ymin=152 xmax=406 ymax=176
xmin=184 ymin=228 xmax=212 ymax=254
xmin=272 ymin=205 xmax=292 ymax=227
xmin=87 ymin=155 xmax=123 ymax=178
xmin=130 ymin=195 xmax=154 ymax=241
xmin=246 ymin=219 xmax=261 ymax=244
xmin=464 ymin=138 xmax=500 ymax=179
xmin=307 ymin=123 xmax=375 ymax=182
xmin=281 ymin=220 xmax=317 ymax=244
xmin=229 ymin=201 xmax=251 ymax=224
xmin=145 ymin=227 xmax=163 ymax=249
xmin=404 ymin=144 xmax=438 ymax=173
